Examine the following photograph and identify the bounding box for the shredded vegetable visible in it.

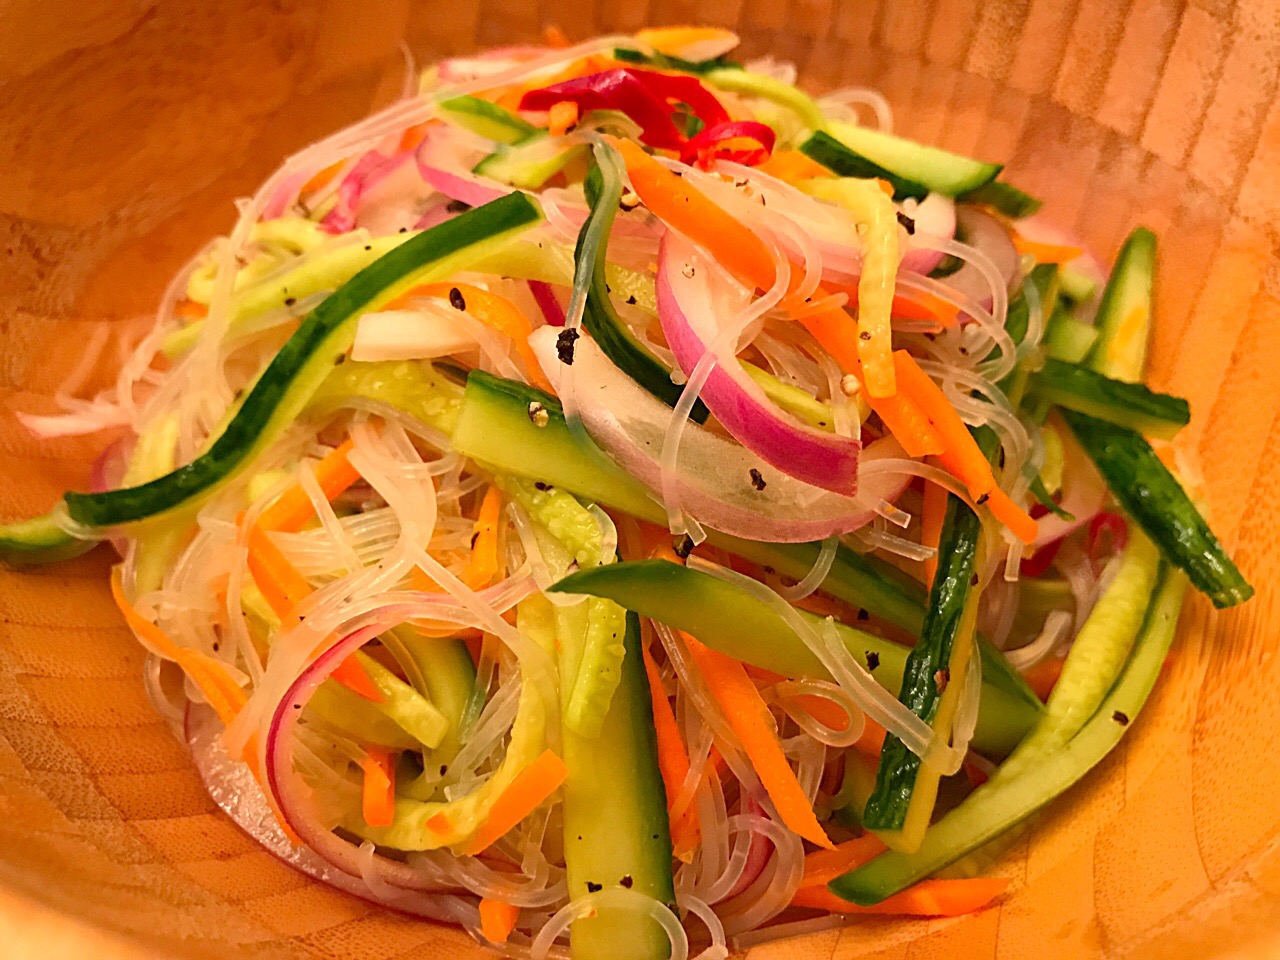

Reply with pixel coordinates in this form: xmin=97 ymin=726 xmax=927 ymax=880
xmin=1 ymin=27 xmax=1247 ymax=960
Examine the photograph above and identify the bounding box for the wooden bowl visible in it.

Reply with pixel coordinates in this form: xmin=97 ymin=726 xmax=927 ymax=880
xmin=2 ymin=1 xmax=1277 ymax=957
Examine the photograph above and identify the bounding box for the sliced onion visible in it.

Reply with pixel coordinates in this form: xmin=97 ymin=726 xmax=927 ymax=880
xmin=898 ymin=192 xmax=956 ymax=275
xmin=657 ymin=231 xmax=861 ymax=495
xmin=321 ymin=150 xmax=415 ymax=234
xmin=939 ymin=206 xmax=1021 ymax=312
xmin=185 ymin=703 xmax=467 ymax=921
xmin=1033 ymin=416 xmax=1108 ymax=546
xmin=530 ymin=328 xmax=909 ymax=542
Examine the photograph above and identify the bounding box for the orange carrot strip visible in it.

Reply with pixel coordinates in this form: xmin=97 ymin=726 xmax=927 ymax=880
xmin=246 ymin=525 xmax=313 ymax=620
xmin=111 ymin=569 xmax=247 ymax=726
xmin=174 ymin=299 xmax=208 ymax=320
xmin=548 ymin=100 xmax=579 ymax=136
xmin=798 ymin=835 xmax=889 ymax=888
xmin=1021 ymin=655 xmax=1065 ymax=703
xmin=387 ymin=282 xmax=554 ymax=393
xmin=329 ymin=654 xmax=385 ymax=702
xmin=464 ymin=485 xmax=504 ymax=590
xmin=302 ymin=160 xmax=345 ymax=196
xmin=479 ymin=897 xmax=522 ymax=943
xmin=246 ymin=524 xmax=384 ymax=703
xmin=257 ymin=439 xmax=360 ymax=534
xmin=1012 ymin=233 xmax=1083 ymax=264
xmin=461 ymin=750 xmax=568 ymax=856
xmin=921 ymin=477 xmax=949 ymax=589
xmin=613 ymin=137 xmax=779 ymax=293
xmin=641 ymin=642 xmax=700 ymax=858
xmin=756 ymin=149 xmax=835 ymax=184
xmin=398 ymin=122 xmax=431 ymax=153
xmin=791 ymin=876 xmax=1009 ymax=916
xmin=985 ymin=486 xmax=1039 ymax=545
xmin=681 ymin=632 xmax=834 ymax=850
xmin=361 ymin=748 xmax=396 ymax=828
xmin=893 ymin=350 xmax=996 ymax=500
xmin=543 ymin=25 xmax=571 ymax=48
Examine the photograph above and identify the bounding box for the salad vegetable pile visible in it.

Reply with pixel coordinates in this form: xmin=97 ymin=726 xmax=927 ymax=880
xmin=0 ymin=26 xmax=1251 ymax=960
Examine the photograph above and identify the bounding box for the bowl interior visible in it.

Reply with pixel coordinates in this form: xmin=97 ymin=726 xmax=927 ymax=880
xmin=2 ymin=2 xmax=1279 ymax=958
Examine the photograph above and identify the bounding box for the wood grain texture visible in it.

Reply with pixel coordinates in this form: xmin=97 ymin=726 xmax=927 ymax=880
xmin=0 ymin=1 xmax=1276 ymax=957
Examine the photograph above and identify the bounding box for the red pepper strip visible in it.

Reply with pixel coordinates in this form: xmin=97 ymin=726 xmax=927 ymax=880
xmin=519 ymin=68 xmax=729 ymax=150
xmin=1087 ymin=512 xmax=1128 ymax=566
xmin=680 ymin=120 xmax=777 ymax=168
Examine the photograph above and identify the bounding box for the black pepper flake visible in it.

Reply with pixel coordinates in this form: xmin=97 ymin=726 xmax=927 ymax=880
xmin=971 ymin=573 xmax=980 ymax=586
xmin=586 ymin=881 xmax=603 ymax=893
xmin=818 ymin=421 xmax=828 ymax=427
xmin=626 ymin=295 xmax=637 ymax=305
xmin=934 ymin=667 xmax=950 ymax=692
xmin=398 ymin=226 xmax=408 ymax=233
xmin=976 ymin=493 xmax=990 ymax=505
xmin=865 ymin=650 xmax=880 ymax=671
xmin=859 ymin=330 xmax=872 ymax=341
xmin=620 ymin=875 xmax=634 ymax=888
xmin=449 ymin=287 xmax=467 ymax=311
xmin=681 ymin=264 xmax=696 ymax=279
xmin=606 ymin=283 xmax=612 ymax=294
xmin=672 ymin=534 xmax=694 ymax=559
xmin=284 ymin=296 xmax=297 ymax=307
xmin=556 ymin=328 xmax=580 ymax=365
xmin=364 ymin=244 xmax=372 ymax=252
xmin=470 ymin=532 xmax=480 ymax=549
xmin=534 ymin=481 xmax=550 ymax=491
xmin=896 ymin=211 xmax=916 ymax=235
xmin=763 ymin=565 xmax=775 ymax=574
xmin=446 ymin=199 xmax=472 ymax=213
xmin=439 ymin=764 xmax=448 ymax=775
xmin=1112 ymin=710 xmax=1130 ymax=726
xmin=233 ymin=388 xmax=244 ymax=401
xmin=212 ymin=641 xmax=220 ymax=652
xmin=334 ymin=353 xmax=347 ymax=365
xmin=959 ymin=346 xmax=969 ymax=355
xmin=749 ymin=468 xmax=767 ymax=491
xmin=998 ymin=448 xmax=1007 ymax=468
xmin=924 ymin=332 xmax=937 ymax=341
xmin=857 ymin=608 xmax=870 ymax=621
xmin=293 ymin=703 xmax=302 ymax=709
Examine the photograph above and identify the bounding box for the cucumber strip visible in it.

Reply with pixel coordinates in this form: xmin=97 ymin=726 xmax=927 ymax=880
xmin=861 ymin=488 xmax=983 ymax=851
xmin=1085 ymin=227 xmax=1156 ymax=382
xmin=386 ymin=627 xmax=475 ymax=762
xmin=560 ymin=608 xmax=676 ymax=960
xmin=1029 ymin=358 xmax=1190 ymax=440
xmin=437 ymin=94 xmax=540 ymax=144
xmin=579 ymin=160 xmax=709 ymax=422
xmin=831 ymin=566 xmax=1186 ymax=904
xmin=1060 ymin=410 xmax=1253 ymax=608
xmin=1057 ymin=265 xmax=1099 ymax=304
xmin=801 ymin=121 xmax=1001 ymax=200
xmin=960 ymin=180 xmax=1043 ymax=218
xmin=996 ymin=533 xmax=1160 ymax=781
xmin=1043 ymin=304 xmax=1099 ymax=363
xmin=451 ymin=370 xmax=1043 ymax=714
xmin=612 ymin=47 xmax=741 ymax=75
xmin=306 ymin=680 xmax=420 ymax=750
xmin=473 ymin=135 xmax=588 ymax=190
xmin=551 ymin=560 xmax=1039 ymax=759
xmin=996 ymin=263 xmax=1060 ymax=404
xmin=702 ymin=68 xmax=826 ymax=130
xmin=63 ymin=194 xmax=542 ymax=529
xmin=0 ymin=511 xmax=93 ymax=567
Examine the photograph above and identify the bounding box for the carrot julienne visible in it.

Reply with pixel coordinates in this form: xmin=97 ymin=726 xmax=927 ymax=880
xmin=361 ymin=748 xmax=396 ymax=827
xmin=479 ymin=897 xmax=522 ymax=943
xmin=680 ymin=631 xmax=834 ymax=850
xmin=460 ymin=749 xmax=568 ymax=856
xmin=791 ymin=876 xmax=1009 ymax=915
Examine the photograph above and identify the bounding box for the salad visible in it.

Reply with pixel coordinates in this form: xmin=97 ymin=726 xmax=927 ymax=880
xmin=0 ymin=26 xmax=1252 ymax=960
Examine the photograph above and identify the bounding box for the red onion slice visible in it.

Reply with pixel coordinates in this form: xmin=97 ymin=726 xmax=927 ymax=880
xmin=939 ymin=206 xmax=1021 ymax=313
xmin=1033 ymin=418 xmax=1109 ymax=547
xmin=530 ymin=328 xmax=908 ymax=542
xmin=656 ymin=231 xmax=861 ymax=496
xmin=186 ymin=703 xmax=466 ymax=921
